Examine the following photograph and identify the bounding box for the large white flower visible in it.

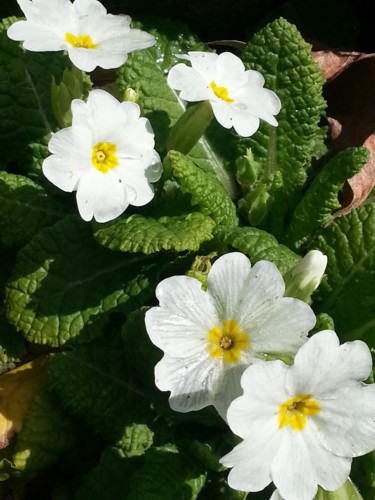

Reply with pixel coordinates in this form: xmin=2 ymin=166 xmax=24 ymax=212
xmin=220 ymin=330 xmax=375 ymax=500
xmin=7 ymin=0 xmax=155 ymax=72
xmin=167 ymin=51 xmax=281 ymax=137
xmin=42 ymin=89 xmax=162 ymax=222
xmin=145 ymin=252 xmax=315 ymax=419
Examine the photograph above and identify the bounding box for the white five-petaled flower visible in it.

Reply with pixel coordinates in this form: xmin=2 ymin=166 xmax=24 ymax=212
xmin=167 ymin=51 xmax=281 ymax=137
xmin=220 ymin=330 xmax=375 ymax=500
xmin=42 ymin=89 xmax=162 ymax=223
xmin=7 ymin=0 xmax=155 ymax=72
xmin=145 ymin=252 xmax=316 ymax=419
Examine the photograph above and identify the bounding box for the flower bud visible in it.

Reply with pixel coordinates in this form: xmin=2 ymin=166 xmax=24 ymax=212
xmin=284 ymin=250 xmax=328 ymax=302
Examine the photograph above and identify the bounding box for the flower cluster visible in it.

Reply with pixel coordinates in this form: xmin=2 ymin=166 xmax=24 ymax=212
xmin=6 ymin=2 xmax=375 ymax=499
xmin=145 ymin=251 xmax=375 ymax=500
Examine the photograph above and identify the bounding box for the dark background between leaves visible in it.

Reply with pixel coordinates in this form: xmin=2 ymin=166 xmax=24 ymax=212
xmin=2 ymin=0 xmax=375 ymax=53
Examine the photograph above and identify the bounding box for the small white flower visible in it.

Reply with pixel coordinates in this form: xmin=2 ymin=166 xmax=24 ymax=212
xmin=7 ymin=0 xmax=155 ymax=72
xmin=167 ymin=51 xmax=281 ymax=137
xmin=220 ymin=330 xmax=375 ymax=500
xmin=145 ymin=252 xmax=315 ymax=419
xmin=42 ymin=89 xmax=162 ymax=222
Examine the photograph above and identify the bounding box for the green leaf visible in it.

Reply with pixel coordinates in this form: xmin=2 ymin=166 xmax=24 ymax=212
xmin=117 ymin=24 xmax=236 ymax=197
xmin=5 ymin=215 xmax=162 ymax=346
xmin=239 ymin=17 xmax=327 ymax=234
xmin=311 ymin=204 xmax=375 ymax=346
xmin=220 ymin=226 xmax=299 ymax=275
xmin=12 ymin=390 xmax=79 ymax=476
xmin=0 ymin=18 xmax=68 ymax=172
xmin=351 ymin=452 xmax=375 ymax=500
xmin=93 ymin=212 xmax=215 ymax=254
xmin=127 ymin=444 xmax=206 ymax=500
xmin=285 ymin=147 xmax=369 ymax=249
xmin=76 ymin=444 xmax=143 ymax=500
xmin=49 ymin=329 xmax=156 ymax=442
xmin=165 ymin=150 xmax=238 ymax=229
xmin=0 ymin=172 xmax=64 ymax=246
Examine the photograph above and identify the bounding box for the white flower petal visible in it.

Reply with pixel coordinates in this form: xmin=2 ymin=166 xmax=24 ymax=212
xmin=316 ymin=383 xmax=375 ymax=457
xmin=73 ymin=0 xmax=107 ymax=17
xmin=145 ymin=275 xmax=218 ymax=354
xmin=155 ymin=353 xmax=219 ymax=412
xmin=7 ymin=21 xmax=65 ymax=51
xmin=213 ymin=363 xmax=248 ymax=420
xmin=167 ymin=64 xmax=211 ymax=102
xmin=185 ymin=51 xmax=219 ymax=80
xmin=76 ymin=168 xmax=127 ymax=222
xmin=228 ymin=360 xmax=289 ymax=438
xmin=231 ymin=109 xmax=260 ymax=137
xmin=272 ymin=426 xmax=351 ymax=500
xmin=247 ymin=297 xmax=315 ymax=356
xmin=108 ymin=28 xmax=155 ymax=52
xmin=220 ymin=419 xmax=281 ymax=492
xmin=232 ymin=260 xmax=284 ymax=320
xmin=287 ymin=330 xmax=372 ymax=397
xmin=235 ymin=87 xmax=281 ymax=125
xmin=245 ymin=69 xmax=265 ymax=87
xmin=42 ymin=155 xmax=86 ymax=192
xmin=117 ymin=165 xmax=155 ymax=207
xmin=67 ymin=45 xmax=127 ymax=72
xmin=216 ymin=51 xmax=247 ymax=91
xmin=206 ymin=252 xmax=252 ymax=321
xmin=210 ymin=100 xmax=233 ymax=129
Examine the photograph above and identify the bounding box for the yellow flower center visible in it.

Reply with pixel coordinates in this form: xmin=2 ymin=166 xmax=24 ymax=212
xmin=65 ymin=32 xmax=98 ymax=49
xmin=208 ymin=319 xmax=249 ymax=363
xmin=92 ymin=142 xmax=118 ymax=173
xmin=210 ymin=81 xmax=233 ymax=103
xmin=278 ymin=394 xmax=320 ymax=432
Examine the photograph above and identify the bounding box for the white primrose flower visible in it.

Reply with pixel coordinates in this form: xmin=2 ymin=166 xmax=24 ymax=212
xmin=145 ymin=252 xmax=316 ymax=419
xmin=7 ymin=0 xmax=155 ymax=72
xmin=167 ymin=51 xmax=281 ymax=137
xmin=220 ymin=330 xmax=375 ymax=500
xmin=42 ymin=89 xmax=162 ymax=223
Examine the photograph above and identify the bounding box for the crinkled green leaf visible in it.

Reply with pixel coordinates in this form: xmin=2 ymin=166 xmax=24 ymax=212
xmin=0 ymin=172 xmax=64 ymax=246
xmin=117 ymin=24 xmax=236 ymax=197
xmin=93 ymin=212 xmax=215 ymax=254
xmin=285 ymin=147 xmax=369 ymax=249
xmin=311 ymin=204 xmax=375 ymax=346
xmin=239 ymin=17 xmax=327 ymax=235
xmin=127 ymin=444 xmax=206 ymax=500
xmin=49 ymin=329 xmax=156 ymax=442
xmin=0 ymin=18 xmax=68 ymax=172
xmin=0 ymin=312 xmax=25 ymax=371
xmin=165 ymin=150 xmax=238 ymax=228
xmin=12 ymin=390 xmax=79 ymax=476
xmin=5 ymin=215 xmax=162 ymax=346
xmin=220 ymin=226 xmax=299 ymax=275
